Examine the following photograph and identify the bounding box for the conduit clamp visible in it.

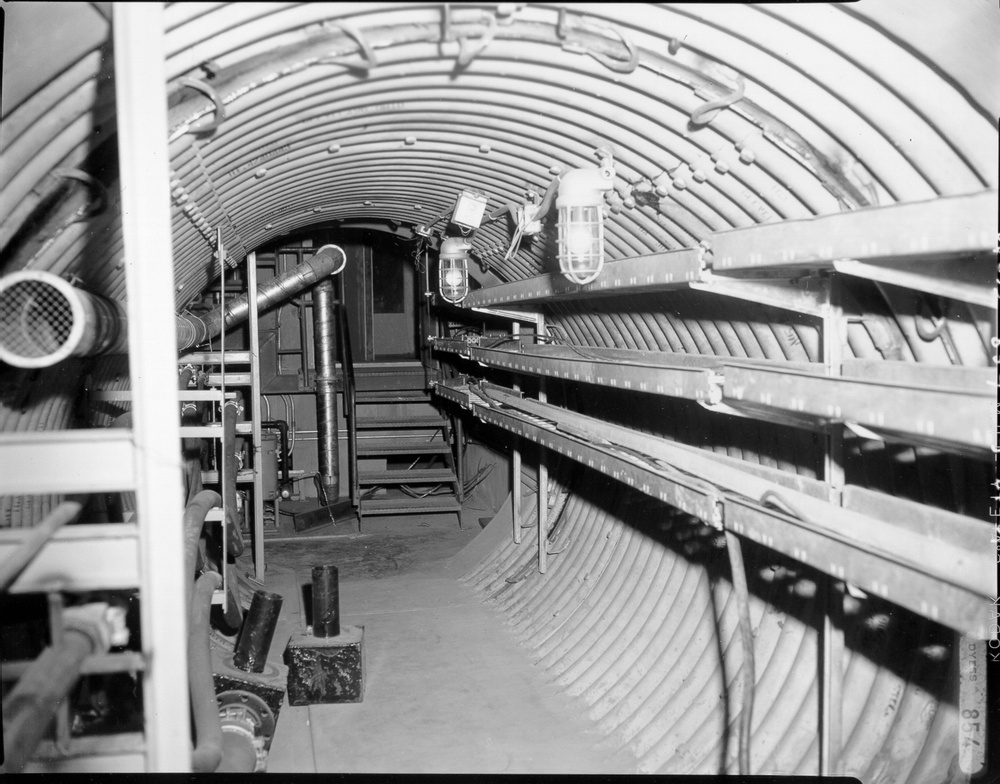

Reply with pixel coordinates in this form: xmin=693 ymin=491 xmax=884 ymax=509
xmin=322 ymin=19 xmax=378 ymax=73
xmin=52 ymin=169 xmax=108 ymax=222
xmin=447 ymin=8 xmax=499 ymax=69
xmin=557 ymin=9 xmax=639 ymax=74
xmin=690 ymin=73 xmax=745 ymax=126
xmin=177 ymin=77 xmax=226 ymax=134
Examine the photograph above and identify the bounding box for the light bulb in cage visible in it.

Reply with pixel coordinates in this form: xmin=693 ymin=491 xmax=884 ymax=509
xmin=438 ymin=237 xmax=471 ymax=304
xmin=556 ymin=157 xmax=615 ymax=285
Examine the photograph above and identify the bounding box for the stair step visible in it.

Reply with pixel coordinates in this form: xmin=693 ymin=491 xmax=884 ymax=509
xmin=359 ymin=469 xmax=457 ymax=484
xmin=359 ymin=496 xmax=462 ymax=515
xmin=357 ymin=441 xmax=451 ymax=456
xmin=356 ymin=416 xmax=445 ymax=429
xmin=355 ymin=390 xmax=430 ymax=404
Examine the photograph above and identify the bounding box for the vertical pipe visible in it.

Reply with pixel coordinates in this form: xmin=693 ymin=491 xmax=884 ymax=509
xmin=311 ymin=564 xmax=341 ymax=638
xmin=112 ymin=2 xmax=191 ymax=770
xmin=233 ymin=590 xmax=284 ymax=673
xmin=247 ymin=252 xmax=265 ymax=580
xmin=313 ymin=279 xmax=339 ymax=501
xmin=536 ymin=315 xmax=548 ymax=574
xmin=334 ymin=274 xmax=358 ymax=507
xmin=511 ymin=322 xmax=522 ymax=544
xmin=454 ymin=415 xmax=465 ymax=502
xmin=222 ymin=397 xmax=245 ymax=557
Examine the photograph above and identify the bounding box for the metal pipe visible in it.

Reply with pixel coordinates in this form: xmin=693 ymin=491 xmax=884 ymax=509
xmin=1 ymin=604 xmax=115 ymax=772
xmin=311 ymin=564 xmax=340 ymax=638
xmin=179 ymin=243 xmax=346 ymax=350
xmin=0 ymin=500 xmax=83 ymax=592
xmin=222 ymin=394 xmax=245 ymax=558
xmin=0 ymin=246 xmax=346 ymax=367
xmin=189 ymin=571 xmax=223 ymax=773
xmin=334 ymin=273 xmax=358 ymax=506
xmin=233 ymin=590 xmax=284 ymax=673
xmin=312 ymin=277 xmax=339 ymax=501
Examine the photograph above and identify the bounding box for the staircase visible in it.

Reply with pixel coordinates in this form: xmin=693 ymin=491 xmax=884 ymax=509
xmin=351 ymin=363 xmax=464 ymax=523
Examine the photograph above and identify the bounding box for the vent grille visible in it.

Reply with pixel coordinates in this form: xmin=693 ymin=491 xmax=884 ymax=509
xmin=0 ymin=273 xmax=80 ymax=367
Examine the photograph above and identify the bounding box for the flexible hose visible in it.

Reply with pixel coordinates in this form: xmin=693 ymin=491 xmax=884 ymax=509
xmin=189 ymin=570 xmax=224 ymax=773
xmin=0 ymin=500 xmax=83 ymax=592
xmin=183 ymin=490 xmax=223 ymax=605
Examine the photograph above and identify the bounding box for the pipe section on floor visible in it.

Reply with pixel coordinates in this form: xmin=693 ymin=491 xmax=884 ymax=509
xmin=312 ymin=277 xmax=340 ymax=501
xmin=233 ymin=590 xmax=284 ymax=673
xmin=311 ymin=564 xmax=341 ymax=638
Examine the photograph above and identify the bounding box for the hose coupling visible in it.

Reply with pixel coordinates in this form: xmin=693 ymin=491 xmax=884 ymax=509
xmin=62 ymin=603 xmax=129 ymax=652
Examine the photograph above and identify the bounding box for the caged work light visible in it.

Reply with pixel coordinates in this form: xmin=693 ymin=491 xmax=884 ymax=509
xmin=556 ymin=154 xmax=616 ymax=285
xmin=438 ymin=237 xmax=472 ymax=304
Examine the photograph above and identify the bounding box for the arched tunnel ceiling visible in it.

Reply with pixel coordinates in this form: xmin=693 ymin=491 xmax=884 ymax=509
xmin=1 ymin=1 xmax=997 ymax=308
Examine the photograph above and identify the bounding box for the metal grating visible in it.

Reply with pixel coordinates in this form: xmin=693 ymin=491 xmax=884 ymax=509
xmin=0 ymin=278 xmax=74 ymax=361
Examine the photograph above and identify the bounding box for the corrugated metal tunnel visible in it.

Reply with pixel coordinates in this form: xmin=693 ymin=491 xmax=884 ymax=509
xmin=0 ymin=1 xmax=996 ymax=777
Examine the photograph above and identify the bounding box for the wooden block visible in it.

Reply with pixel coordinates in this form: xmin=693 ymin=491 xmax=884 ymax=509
xmin=283 ymin=625 xmax=365 ymax=705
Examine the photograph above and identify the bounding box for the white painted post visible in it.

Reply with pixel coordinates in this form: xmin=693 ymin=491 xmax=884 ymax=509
xmin=112 ymin=3 xmax=191 ymax=771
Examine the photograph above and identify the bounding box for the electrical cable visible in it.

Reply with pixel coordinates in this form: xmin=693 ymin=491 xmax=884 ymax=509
xmin=725 ymin=530 xmax=755 ymax=776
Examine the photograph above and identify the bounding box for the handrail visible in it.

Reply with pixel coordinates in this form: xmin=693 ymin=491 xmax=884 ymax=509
xmin=334 ymin=274 xmax=358 ymax=507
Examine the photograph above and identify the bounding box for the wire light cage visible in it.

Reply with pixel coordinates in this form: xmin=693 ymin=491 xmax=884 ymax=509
xmin=438 ymin=237 xmax=471 ymax=304
xmin=556 ymin=154 xmax=615 ymax=285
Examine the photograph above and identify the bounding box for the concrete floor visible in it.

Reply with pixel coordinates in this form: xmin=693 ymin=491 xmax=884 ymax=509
xmin=239 ymin=514 xmax=631 ymax=774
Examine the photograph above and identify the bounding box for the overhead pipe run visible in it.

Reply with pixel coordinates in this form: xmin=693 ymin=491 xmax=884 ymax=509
xmin=0 ymin=245 xmax=347 ymax=367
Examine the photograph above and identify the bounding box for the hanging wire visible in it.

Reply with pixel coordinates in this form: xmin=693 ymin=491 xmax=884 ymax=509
xmin=725 ymin=530 xmax=755 ymax=775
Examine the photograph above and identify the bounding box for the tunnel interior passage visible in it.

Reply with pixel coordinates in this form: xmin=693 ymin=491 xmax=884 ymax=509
xmin=0 ymin=1 xmax=997 ymax=777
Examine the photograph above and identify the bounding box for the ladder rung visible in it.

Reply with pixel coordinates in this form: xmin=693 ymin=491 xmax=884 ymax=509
xmin=0 ymin=523 xmax=140 ymax=593
xmin=356 ymin=416 xmax=445 ymax=429
xmin=357 ymin=442 xmax=451 ymax=456
xmin=180 ymin=351 xmax=252 ymax=364
xmin=92 ymin=390 xmax=238 ymax=402
xmin=359 ymin=496 xmax=462 ymax=514
xmin=201 ymin=469 xmax=255 ymax=483
xmin=180 ymin=423 xmax=253 ymax=437
xmin=206 ymin=373 xmax=252 ymax=385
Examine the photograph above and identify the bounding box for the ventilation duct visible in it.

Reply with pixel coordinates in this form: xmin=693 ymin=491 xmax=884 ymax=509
xmin=0 ymin=245 xmax=346 ymax=367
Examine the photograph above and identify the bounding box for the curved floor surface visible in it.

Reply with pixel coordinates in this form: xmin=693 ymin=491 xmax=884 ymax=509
xmin=259 ymin=517 xmax=631 ymax=774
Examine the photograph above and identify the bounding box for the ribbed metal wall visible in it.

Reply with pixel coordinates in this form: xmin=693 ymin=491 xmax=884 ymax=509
xmin=1 ymin=2 xmax=995 ymax=777
xmin=462 ymin=467 xmax=962 ymax=778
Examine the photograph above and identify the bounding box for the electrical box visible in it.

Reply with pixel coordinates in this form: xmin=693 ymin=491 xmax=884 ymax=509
xmin=261 ymin=431 xmax=279 ymax=500
xmin=452 ymin=189 xmax=489 ymax=230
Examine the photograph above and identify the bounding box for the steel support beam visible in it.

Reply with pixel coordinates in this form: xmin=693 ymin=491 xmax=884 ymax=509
xmin=711 ymin=190 xmax=997 ymax=271
xmin=722 ymin=363 xmax=993 ymax=455
xmin=462 ymin=248 xmax=703 ymax=307
xmin=434 ymin=337 xmax=987 ymax=455
xmin=456 ymin=193 xmax=994 ymax=308
xmin=433 ymin=378 xmax=995 ymax=638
